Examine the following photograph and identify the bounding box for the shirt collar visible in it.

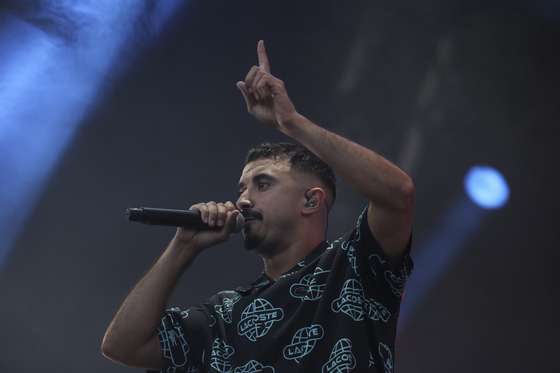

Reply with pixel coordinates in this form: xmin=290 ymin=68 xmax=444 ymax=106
xmin=235 ymin=240 xmax=330 ymax=295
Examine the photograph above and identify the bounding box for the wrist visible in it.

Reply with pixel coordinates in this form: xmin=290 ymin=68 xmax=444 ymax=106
xmin=165 ymin=237 xmax=201 ymax=266
xmin=279 ymin=111 xmax=306 ymax=136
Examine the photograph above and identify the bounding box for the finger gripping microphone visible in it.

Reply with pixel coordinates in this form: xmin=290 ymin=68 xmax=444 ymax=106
xmin=126 ymin=207 xmax=245 ymax=233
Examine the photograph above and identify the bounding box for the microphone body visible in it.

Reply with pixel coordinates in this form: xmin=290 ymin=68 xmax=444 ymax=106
xmin=126 ymin=207 xmax=245 ymax=233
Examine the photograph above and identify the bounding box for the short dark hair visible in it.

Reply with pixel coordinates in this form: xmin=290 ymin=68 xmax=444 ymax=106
xmin=244 ymin=142 xmax=337 ymax=211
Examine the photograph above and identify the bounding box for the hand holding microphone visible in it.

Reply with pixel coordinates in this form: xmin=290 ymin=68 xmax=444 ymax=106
xmin=126 ymin=201 xmax=244 ymax=252
xmin=175 ymin=201 xmax=242 ymax=250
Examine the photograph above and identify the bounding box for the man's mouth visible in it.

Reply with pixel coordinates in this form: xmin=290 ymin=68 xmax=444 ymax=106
xmin=241 ymin=211 xmax=261 ymax=221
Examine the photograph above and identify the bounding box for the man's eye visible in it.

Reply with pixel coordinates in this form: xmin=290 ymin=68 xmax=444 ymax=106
xmin=258 ymin=182 xmax=269 ymax=190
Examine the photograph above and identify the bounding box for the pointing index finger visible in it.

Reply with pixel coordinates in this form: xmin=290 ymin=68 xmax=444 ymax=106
xmin=257 ymin=40 xmax=271 ymax=73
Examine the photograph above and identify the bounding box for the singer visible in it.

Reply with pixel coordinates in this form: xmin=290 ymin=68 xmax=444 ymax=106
xmin=101 ymin=40 xmax=415 ymax=372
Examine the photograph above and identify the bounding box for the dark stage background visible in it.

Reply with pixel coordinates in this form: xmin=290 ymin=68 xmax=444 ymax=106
xmin=0 ymin=0 xmax=558 ymax=372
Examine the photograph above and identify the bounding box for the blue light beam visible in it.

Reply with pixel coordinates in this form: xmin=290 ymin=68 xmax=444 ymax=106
xmin=398 ymin=165 xmax=510 ymax=333
xmin=0 ymin=0 xmax=183 ymax=267
xmin=398 ymin=196 xmax=486 ymax=332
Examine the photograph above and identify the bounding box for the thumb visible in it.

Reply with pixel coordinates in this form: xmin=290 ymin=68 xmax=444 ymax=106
xmin=236 ymin=81 xmax=254 ymax=111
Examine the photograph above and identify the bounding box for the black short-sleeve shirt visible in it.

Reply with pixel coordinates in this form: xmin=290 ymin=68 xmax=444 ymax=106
xmin=150 ymin=204 xmax=413 ymax=373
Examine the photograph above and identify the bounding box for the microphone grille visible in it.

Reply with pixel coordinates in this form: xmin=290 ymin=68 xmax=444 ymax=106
xmin=234 ymin=213 xmax=245 ymax=233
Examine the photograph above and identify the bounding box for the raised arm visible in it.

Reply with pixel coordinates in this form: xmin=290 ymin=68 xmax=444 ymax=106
xmin=237 ymin=40 xmax=414 ymax=260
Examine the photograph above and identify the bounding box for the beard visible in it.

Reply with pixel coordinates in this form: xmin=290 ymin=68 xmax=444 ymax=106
xmin=243 ymin=234 xmax=261 ymax=251
xmin=242 ymin=225 xmax=263 ymax=251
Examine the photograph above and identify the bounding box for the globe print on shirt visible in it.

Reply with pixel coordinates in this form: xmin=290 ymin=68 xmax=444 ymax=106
xmin=237 ymin=298 xmax=284 ymax=342
xmin=331 ymin=278 xmax=391 ymax=322
xmin=289 ymin=266 xmax=331 ymax=301
xmin=210 ymin=338 xmax=235 ymax=373
xmin=322 ymin=338 xmax=356 ymax=373
xmin=282 ymin=323 xmax=325 ymax=363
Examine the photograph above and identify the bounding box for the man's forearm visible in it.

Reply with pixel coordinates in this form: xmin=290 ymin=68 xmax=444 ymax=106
xmin=101 ymin=238 xmax=199 ymax=361
xmin=281 ymin=113 xmax=413 ymax=209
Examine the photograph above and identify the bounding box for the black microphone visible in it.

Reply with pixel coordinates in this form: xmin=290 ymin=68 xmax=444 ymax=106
xmin=126 ymin=207 xmax=246 ymax=233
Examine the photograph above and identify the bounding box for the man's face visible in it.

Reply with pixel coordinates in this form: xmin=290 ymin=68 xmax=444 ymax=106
xmin=236 ymin=158 xmax=307 ymax=253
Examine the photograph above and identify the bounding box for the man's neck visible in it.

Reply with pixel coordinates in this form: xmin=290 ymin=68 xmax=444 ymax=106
xmin=261 ymin=238 xmax=324 ymax=281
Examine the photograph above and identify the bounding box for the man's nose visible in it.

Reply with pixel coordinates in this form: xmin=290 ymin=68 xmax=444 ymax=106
xmin=236 ymin=196 xmax=253 ymax=211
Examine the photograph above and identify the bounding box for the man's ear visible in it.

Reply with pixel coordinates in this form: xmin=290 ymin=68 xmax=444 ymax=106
xmin=302 ymin=187 xmax=326 ymax=213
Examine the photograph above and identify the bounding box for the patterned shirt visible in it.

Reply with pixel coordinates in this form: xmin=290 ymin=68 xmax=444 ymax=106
xmin=149 ymin=205 xmax=413 ymax=373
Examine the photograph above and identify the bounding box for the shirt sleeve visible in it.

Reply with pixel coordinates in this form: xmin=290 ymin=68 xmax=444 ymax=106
xmin=147 ymin=304 xmax=213 ymax=373
xmin=344 ymin=204 xmax=414 ymax=300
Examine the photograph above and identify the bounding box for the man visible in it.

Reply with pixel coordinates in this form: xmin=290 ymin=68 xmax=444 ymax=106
xmin=101 ymin=40 xmax=415 ymax=372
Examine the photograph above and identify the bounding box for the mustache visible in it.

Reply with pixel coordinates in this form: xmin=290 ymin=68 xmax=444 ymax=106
xmin=240 ymin=210 xmax=262 ymax=220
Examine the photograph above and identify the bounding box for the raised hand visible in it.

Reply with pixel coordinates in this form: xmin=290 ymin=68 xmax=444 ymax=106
xmin=236 ymin=40 xmax=298 ymax=131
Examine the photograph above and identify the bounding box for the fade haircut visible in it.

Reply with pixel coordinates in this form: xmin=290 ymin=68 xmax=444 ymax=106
xmin=244 ymin=142 xmax=337 ymax=212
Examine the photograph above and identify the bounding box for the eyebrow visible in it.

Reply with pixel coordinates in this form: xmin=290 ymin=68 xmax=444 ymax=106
xmin=238 ymin=173 xmax=276 ymax=189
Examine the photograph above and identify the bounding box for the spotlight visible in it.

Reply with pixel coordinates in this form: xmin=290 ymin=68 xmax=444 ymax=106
xmin=464 ymin=165 xmax=509 ymax=209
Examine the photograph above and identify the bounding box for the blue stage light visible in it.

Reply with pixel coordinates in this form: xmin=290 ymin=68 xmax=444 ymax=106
xmin=0 ymin=0 xmax=183 ymax=268
xmin=399 ymin=166 xmax=509 ymax=332
xmin=464 ymin=165 xmax=509 ymax=209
